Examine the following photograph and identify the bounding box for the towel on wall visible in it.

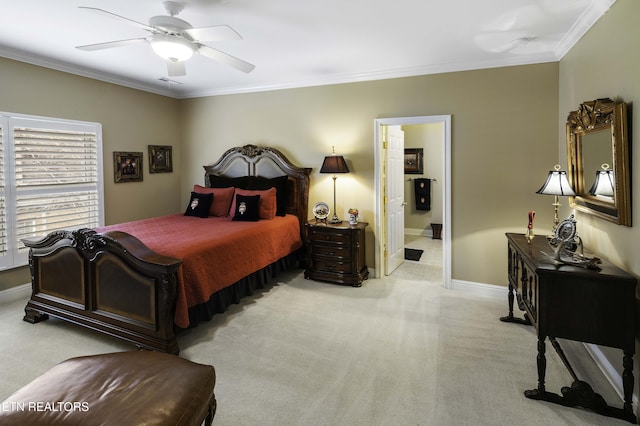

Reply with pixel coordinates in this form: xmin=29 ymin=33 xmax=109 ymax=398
xmin=414 ymin=178 xmax=431 ymax=211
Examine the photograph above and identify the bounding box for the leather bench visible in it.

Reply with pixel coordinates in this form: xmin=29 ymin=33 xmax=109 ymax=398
xmin=0 ymin=351 xmax=216 ymax=425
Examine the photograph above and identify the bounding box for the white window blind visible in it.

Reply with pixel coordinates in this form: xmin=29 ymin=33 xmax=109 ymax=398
xmin=0 ymin=114 xmax=103 ymax=269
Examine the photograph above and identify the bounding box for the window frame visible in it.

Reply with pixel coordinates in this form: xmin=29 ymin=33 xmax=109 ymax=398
xmin=0 ymin=112 xmax=104 ymax=270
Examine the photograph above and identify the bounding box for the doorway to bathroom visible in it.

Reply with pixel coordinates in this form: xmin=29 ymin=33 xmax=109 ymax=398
xmin=373 ymin=115 xmax=451 ymax=288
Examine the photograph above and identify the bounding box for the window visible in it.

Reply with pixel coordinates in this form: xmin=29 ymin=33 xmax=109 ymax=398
xmin=0 ymin=113 xmax=104 ymax=269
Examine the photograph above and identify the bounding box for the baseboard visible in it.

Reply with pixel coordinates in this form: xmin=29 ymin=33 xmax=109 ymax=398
xmin=405 ymin=228 xmax=432 ymax=238
xmin=0 ymin=283 xmax=31 ymax=304
xmin=449 ymin=279 xmax=507 ymax=299
xmin=584 ymin=343 xmax=638 ymax=411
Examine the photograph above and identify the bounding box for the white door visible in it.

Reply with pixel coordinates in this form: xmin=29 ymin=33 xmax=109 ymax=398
xmin=385 ymin=125 xmax=405 ymax=275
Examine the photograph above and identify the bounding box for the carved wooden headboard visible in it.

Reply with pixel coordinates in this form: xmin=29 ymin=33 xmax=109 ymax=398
xmin=203 ymin=145 xmax=311 ymax=230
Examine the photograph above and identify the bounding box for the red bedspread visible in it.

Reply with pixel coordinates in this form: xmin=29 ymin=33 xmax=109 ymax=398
xmin=96 ymin=214 xmax=302 ymax=328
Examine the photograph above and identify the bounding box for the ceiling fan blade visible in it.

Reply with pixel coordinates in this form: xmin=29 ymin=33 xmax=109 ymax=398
xmin=76 ymin=38 xmax=147 ymax=51
xmin=78 ymin=6 xmax=157 ymax=33
xmin=185 ymin=25 xmax=241 ymax=42
xmin=159 ymin=77 xmax=183 ymax=85
xmin=167 ymin=61 xmax=186 ymax=77
xmin=197 ymin=45 xmax=255 ymax=73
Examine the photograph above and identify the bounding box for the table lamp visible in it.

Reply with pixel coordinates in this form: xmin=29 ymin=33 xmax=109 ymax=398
xmin=536 ymin=164 xmax=575 ymax=231
xmin=589 ymin=163 xmax=615 ymax=197
xmin=320 ymin=147 xmax=350 ymax=224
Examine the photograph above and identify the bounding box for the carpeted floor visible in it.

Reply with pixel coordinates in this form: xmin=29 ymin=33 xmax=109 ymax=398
xmin=0 ymin=252 xmax=631 ymax=425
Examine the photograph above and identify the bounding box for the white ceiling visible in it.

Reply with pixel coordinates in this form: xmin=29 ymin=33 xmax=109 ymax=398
xmin=0 ymin=0 xmax=615 ymax=99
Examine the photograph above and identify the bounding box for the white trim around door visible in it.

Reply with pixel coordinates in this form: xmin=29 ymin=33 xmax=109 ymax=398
xmin=373 ymin=115 xmax=452 ymax=288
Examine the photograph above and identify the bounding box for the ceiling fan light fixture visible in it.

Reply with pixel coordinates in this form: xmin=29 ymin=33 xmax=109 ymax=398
xmin=150 ymin=34 xmax=194 ymax=62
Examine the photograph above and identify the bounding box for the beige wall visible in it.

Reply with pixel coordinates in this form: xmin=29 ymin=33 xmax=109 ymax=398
xmin=0 ymin=58 xmax=182 ymax=291
xmin=0 ymin=50 xmax=560 ymax=291
xmin=559 ymin=0 xmax=640 ymax=274
xmin=180 ymin=63 xmax=559 ymax=286
xmin=559 ymin=0 xmax=640 ymax=378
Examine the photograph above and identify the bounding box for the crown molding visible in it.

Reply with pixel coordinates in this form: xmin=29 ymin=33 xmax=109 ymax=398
xmin=0 ymin=46 xmax=175 ymax=98
xmin=178 ymin=54 xmax=559 ymax=99
xmin=554 ymin=0 xmax=616 ymax=59
xmin=0 ymin=0 xmax=614 ymax=100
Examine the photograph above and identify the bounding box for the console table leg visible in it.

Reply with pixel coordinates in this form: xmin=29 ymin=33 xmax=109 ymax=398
xmin=536 ymin=336 xmax=546 ymax=393
xmin=526 ymin=340 xmax=637 ymax=424
xmin=622 ymin=352 xmax=634 ymax=415
xmin=499 ymin=283 xmax=531 ymax=325
xmin=524 ymin=336 xmax=548 ymax=399
xmin=506 ymin=283 xmax=514 ymax=317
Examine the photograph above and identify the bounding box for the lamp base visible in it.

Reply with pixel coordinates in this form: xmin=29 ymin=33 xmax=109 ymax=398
xmin=328 ymin=215 xmax=342 ymax=224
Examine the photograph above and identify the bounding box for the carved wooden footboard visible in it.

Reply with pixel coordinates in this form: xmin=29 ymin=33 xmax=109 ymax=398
xmin=23 ymin=229 xmax=182 ymax=354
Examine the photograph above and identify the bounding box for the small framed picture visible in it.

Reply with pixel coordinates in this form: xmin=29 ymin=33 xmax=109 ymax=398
xmin=149 ymin=145 xmax=173 ymax=173
xmin=404 ymin=148 xmax=424 ymax=174
xmin=114 ymin=151 xmax=143 ymax=183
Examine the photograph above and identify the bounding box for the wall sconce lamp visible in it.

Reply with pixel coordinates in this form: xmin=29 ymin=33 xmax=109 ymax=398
xmin=536 ymin=164 xmax=576 ymax=231
xmin=588 ymin=163 xmax=615 ymax=197
xmin=320 ymin=147 xmax=350 ymax=224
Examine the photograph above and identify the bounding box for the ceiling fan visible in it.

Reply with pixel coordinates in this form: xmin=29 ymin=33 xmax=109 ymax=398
xmin=473 ymin=3 xmax=574 ymax=56
xmin=76 ymin=1 xmax=255 ymax=77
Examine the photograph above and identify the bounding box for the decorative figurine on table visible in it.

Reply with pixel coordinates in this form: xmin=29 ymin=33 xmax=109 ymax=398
xmin=526 ymin=210 xmax=535 ymax=243
xmin=548 ymin=214 xmax=601 ymax=270
xmin=348 ymin=208 xmax=359 ymax=225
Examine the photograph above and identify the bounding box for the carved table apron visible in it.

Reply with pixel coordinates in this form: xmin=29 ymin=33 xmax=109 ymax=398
xmin=501 ymin=233 xmax=637 ymax=423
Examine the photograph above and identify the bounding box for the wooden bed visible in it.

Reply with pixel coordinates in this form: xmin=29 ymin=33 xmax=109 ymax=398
xmin=22 ymin=145 xmax=311 ymax=354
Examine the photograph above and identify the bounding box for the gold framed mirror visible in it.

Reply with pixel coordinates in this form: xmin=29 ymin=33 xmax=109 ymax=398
xmin=566 ymin=98 xmax=631 ymax=226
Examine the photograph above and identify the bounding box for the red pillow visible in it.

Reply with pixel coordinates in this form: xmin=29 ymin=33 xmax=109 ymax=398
xmin=193 ymin=185 xmax=234 ymax=217
xmin=229 ymin=188 xmax=277 ymax=220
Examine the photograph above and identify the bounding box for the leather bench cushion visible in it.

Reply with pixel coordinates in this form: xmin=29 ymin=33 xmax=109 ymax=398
xmin=0 ymin=351 xmax=216 ymax=425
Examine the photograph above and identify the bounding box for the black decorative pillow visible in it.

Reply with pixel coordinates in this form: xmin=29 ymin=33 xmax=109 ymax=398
xmin=232 ymin=194 xmax=260 ymax=221
xmin=247 ymin=175 xmax=289 ymax=216
xmin=209 ymin=175 xmax=251 ymax=189
xmin=184 ymin=192 xmax=213 ymax=218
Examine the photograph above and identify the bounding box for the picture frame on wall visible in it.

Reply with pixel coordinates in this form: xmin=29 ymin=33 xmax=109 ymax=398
xmin=148 ymin=145 xmax=173 ymax=173
xmin=404 ymin=148 xmax=424 ymax=174
xmin=114 ymin=151 xmax=143 ymax=183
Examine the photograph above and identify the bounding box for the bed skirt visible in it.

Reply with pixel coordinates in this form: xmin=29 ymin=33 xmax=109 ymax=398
xmin=184 ymin=249 xmax=303 ymax=328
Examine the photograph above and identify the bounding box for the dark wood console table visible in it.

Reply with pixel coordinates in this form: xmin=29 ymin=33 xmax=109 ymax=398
xmin=501 ymin=233 xmax=637 ymax=423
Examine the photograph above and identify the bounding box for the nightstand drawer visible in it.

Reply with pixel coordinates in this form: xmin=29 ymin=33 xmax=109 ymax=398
xmin=308 ymin=228 xmax=350 ymax=244
xmin=312 ymin=258 xmax=353 ymax=274
xmin=311 ymin=244 xmax=351 ymax=259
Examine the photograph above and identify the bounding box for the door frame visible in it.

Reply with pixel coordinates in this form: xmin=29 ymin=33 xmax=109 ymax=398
xmin=373 ymin=115 xmax=452 ymax=288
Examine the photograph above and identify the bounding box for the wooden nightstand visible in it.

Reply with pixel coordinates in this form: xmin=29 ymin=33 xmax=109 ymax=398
xmin=304 ymin=221 xmax=368 ymax=287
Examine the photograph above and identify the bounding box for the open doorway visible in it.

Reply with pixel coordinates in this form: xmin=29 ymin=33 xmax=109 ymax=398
xmin=373 ymin=115 xmax=451 ymax=288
